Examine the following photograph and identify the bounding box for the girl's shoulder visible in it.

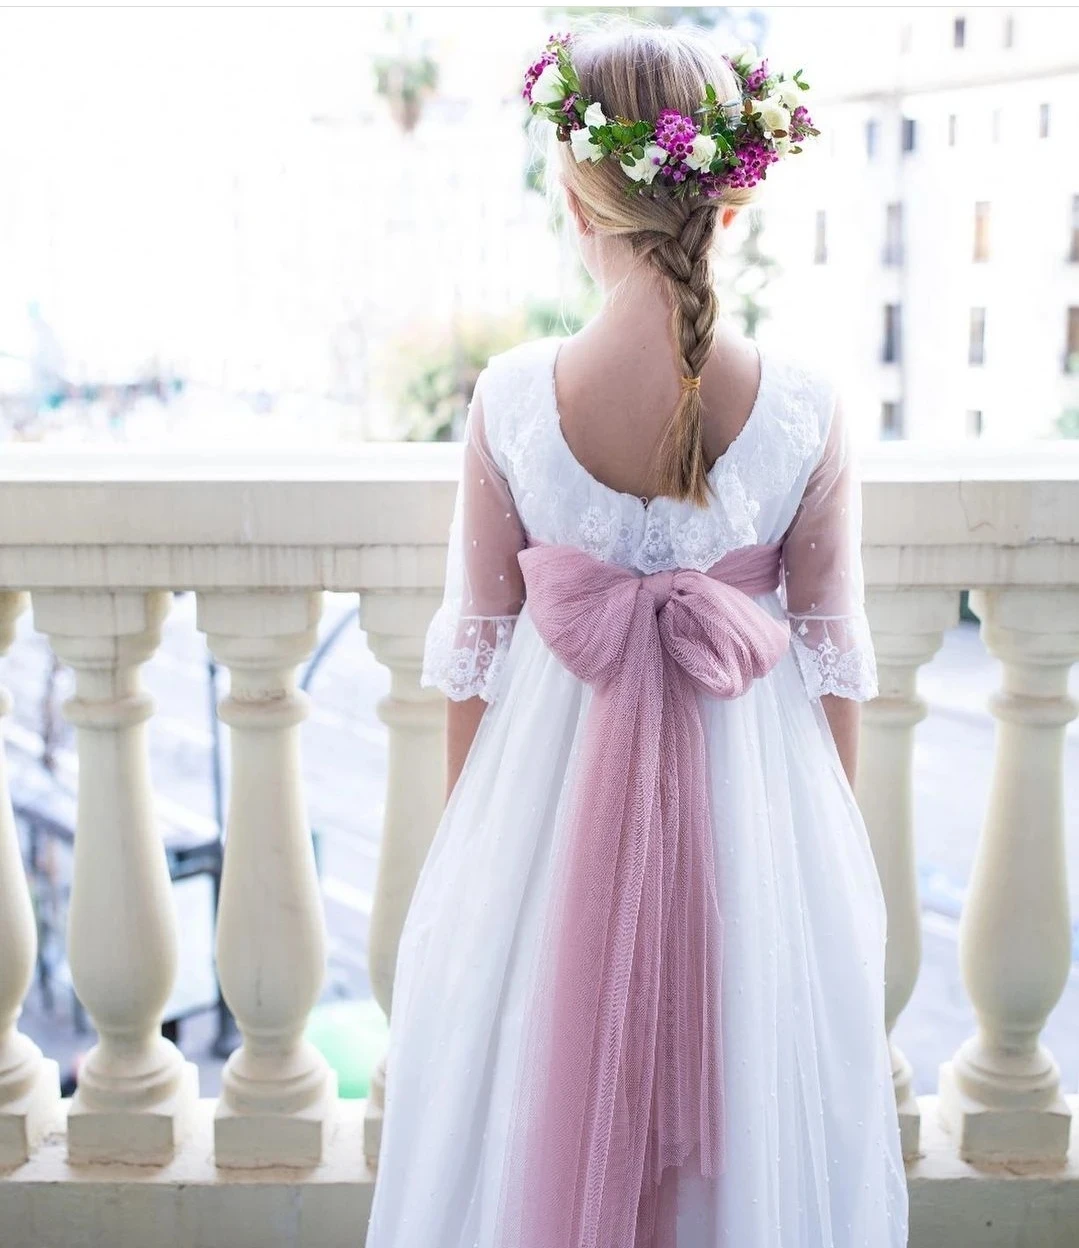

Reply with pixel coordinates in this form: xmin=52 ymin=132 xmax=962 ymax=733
xmin=755 ymin=344 xmax=840 ymax=450
xmin=473 ymin=334 xmax=562 ymax=459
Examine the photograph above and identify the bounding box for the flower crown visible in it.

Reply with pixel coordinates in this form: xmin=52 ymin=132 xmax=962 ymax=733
xmin=523 ymin=33 xmax=818 ymax=199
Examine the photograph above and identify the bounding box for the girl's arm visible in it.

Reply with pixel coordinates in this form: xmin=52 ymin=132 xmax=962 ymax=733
xmin=421 ymin=378 xmax=527 ymax=804
xmin=446 ymin=697 xmax=487 ymax=800
xmin=781 ymin=394 xmax=878 ymax=780
xmin=821 ymin=694 xmax=860 ymax=788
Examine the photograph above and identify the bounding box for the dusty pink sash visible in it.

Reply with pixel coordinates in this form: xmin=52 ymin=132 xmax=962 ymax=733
xmin=496 ymin=541 xmax=789 ymax=1248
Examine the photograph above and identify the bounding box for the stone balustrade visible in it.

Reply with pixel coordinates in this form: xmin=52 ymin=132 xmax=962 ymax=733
xmin=0 ymin=443 xmax=1076 ymax=1248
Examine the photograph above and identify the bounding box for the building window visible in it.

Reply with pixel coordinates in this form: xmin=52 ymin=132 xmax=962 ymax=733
xmin=1039 ymin=103 xmax=1050 ymax=138
xmin=991 ymin=109 xmax=1002 ymax=143
xmin=882 ymin=304 xmax=902 ymax=363
xmin=900 ymin=22 xmax=913 ymax=54
xmin=813 ymin=210 xmax=828 ymax=264
xmin=966 ymin=409 xmax=984 ymax=438
xmin=969 ymin=307 xmax=987 ymax=365
xmin=1003 ymin=13 xmax=1015 ymax=48
xmin=1066 ymin=307 xmax=1079 ymax=373
xmin=973 ymin=201 xmax=991 ymax=262
xmin=1070 ymin=195 xmax=1079 ymax=262
xmin=954 ymin=16 xmax=966 ymax=48
xmin=883 ymin=203 xmax=903 ymax=265
xmin=881 ymin=401 xmax=904 ymax=439
xmin=948 ymin=114 xmax=958 ymax=146
xmin=902 ymin=117 xmax=917 ymax=153
xmin=866 ymin=118 xmax=879 ymax=160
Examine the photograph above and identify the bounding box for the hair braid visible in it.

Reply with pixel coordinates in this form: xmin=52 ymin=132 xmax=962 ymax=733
xmin=640 ymin=203 xmax=720 ymax=506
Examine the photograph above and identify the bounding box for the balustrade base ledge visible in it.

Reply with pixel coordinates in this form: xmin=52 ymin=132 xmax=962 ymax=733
xmin=897 ymin=1091 xmax=920 ymax=1161
xmin=0 ymin=1058 xmax=61 ymax=1168
xmin=65 ymin=1061 xmax=200 ymax=1167
xmin=215 ymin=1071 xmax=340 ymax=1170
xmin=0 ymin=1096 xmax=1076 ymax=1247
xmin=938 ymin=1059 xmax=1073 ymax=1164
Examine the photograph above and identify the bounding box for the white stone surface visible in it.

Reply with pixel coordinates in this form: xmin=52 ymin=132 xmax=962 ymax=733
xmin=859 ymin=588 xmax=960 ymax=1159
xmin=939 ymin=589 xmax=1079 ymax=1162
xmin=199 ymin=590 xmax=337 ymax=1168
xmin=29 ymin=589 xmax=196 ymax=1164
xmin=2 ymin=1096 xmax=1077 ymax=1247
xmin=0 ymin=591 xmax=61 ymax=1166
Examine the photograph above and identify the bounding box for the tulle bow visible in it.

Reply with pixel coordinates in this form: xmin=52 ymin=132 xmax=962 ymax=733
xmin=497 ymin=540 xmax=789 ymax=1248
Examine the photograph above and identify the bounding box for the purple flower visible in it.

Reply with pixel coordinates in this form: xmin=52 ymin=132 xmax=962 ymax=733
xmin=706 ymin=137 xmax=780 ymax=191
xmin=654 ymin=108 xmax=700 ymax=157
xmin=789 ymin=104 xmax=815 ymax=140
xmin=522 ymin=53 xmax=557 ymax=102
xmin=744 ymin=58 xmax=771 ymax=94
xmin=560 ymin=92 xmax=584 ymax=128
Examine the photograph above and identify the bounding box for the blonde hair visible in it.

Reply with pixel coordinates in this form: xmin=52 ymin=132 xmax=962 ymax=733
xmin=548 ymin=20 xmax=761 ymax=506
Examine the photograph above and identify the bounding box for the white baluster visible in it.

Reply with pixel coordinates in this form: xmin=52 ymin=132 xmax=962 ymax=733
xmin=858 ymin=588 xmax=957 ymax=1160
xmin=359 ymin=589 xmax=446 ymax=1168
xmin=0 ymin=592 xmax=60 ymax=1166
xmin=32 ymin=590 xmax=197 ymax=1164
xmin=939 ymin=588 xmax=1078 ymax=1162
xmin=198 ymin=590 xmax=336 ymax=1167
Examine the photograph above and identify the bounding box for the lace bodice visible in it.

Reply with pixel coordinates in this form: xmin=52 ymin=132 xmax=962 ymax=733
xmin=422 ymin=334 xmax=877 ymax=705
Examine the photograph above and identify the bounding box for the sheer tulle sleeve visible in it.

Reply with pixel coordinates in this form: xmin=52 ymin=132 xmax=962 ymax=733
xmin=421 ymin=377 xmax=527 ymax=703
xmin=780 ymin=397 xmax=878 ymax=702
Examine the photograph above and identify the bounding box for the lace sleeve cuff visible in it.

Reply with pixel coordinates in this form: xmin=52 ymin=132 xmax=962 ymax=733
xmin=787 ymin=613 xmax=878 ymax=702
xmin=421 ymin=606 xmax=518 ymax=703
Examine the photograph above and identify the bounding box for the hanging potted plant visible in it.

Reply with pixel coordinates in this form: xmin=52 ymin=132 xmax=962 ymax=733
xmin=374 ymin=49 xmax=439 ymax=134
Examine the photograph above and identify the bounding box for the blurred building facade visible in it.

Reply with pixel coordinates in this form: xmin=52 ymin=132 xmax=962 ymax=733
xmin=762 ymin=6 xmax=1079 ymax=444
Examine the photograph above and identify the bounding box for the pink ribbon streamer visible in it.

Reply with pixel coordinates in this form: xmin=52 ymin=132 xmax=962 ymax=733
xmin=496 ymin=541 xmax=790 ymax=1248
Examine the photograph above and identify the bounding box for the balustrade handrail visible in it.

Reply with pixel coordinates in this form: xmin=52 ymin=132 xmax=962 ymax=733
xmin=0 ymin=443 xmax=1074 ymax=585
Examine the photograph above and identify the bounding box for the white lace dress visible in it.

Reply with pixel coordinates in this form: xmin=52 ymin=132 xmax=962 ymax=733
xmin=366 ymin=335 xmax=908 ymax=1248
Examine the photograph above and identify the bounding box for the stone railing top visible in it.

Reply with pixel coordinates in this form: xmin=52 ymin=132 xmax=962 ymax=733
xmin=0 ymin=443 xmax=1075 ymax=591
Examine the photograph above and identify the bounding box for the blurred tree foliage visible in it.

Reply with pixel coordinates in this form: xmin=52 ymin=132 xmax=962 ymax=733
xmin=386 ymin=298 xmax=596 ymax=443
xmin=374 ymin=10 xmax=439 ymax=134
xmin=543 ymin=7 xmax=736 ymax=30
xmin=1056 ymin=409 xmax=1079 ymax=438
xmin=726 ymin=212 xmax=778 ymax=339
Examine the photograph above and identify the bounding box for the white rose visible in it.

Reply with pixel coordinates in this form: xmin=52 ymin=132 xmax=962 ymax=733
xmin=732 ymin=43 xmax=759 ymax=71
xmin=773 ymin=136 xmax=792 ymax=157
xmin=685 ymin=131 xmax=717 ymax=171
xmin=570 ymin=125 xmax=604 ymax=163
xmin=774 ymin=79 xmax=805 ymax=111
xmin=751 ymin=95 xmax=791 ymax=134
xmin=530 ymin=60 xmax=566 ymax=105
xmin=583 ymin=101 xmax=607 ymax=128
xmin=623 ymin=143 xmax=666 ymax=183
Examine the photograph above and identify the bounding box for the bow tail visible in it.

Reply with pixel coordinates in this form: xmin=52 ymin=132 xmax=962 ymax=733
xmin=635 ymin=662 xmax=725 ymax=1248
xmin=497 ymin=605 xmax=668 ymax=1248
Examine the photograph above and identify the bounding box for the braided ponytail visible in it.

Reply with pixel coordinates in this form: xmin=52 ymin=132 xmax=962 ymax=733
xmin=550 ymin=19 xmax=761 ymax=507
xmin=640 ymin=204 xmax=720 ymax=506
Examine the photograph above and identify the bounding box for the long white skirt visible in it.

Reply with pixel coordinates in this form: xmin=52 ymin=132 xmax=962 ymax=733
xmin=366 ymin=601 xmax=909 ymax=1248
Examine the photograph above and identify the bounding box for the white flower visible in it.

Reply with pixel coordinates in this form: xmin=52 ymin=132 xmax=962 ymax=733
xmin=530 ymin=61 xmax=567 ymax=105
xmin=773 ymin=136 xmax=792 ymax=157
xmin=751 ymin=94 xmax=791 ymax=135
xmin=623 ymin=142 xmax=666 ymax=183
xmin=774 ymin=79 xmax=805 ymax=111
xmin=570 ymin=125 xmax=604 ymax=163
xmin=582 ymin=101 xmax=607 ymax=128
xmin=685 ymin=131 xmax=717 ymax=171
xmin=731 ymin=43 xmax=759 ymax=72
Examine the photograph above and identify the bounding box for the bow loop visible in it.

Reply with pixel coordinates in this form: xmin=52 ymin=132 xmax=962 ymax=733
xmin=659 ymin=573 xmax=791 ymax=700
xmin=519 ymin=544 xmax=647 ymax=688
